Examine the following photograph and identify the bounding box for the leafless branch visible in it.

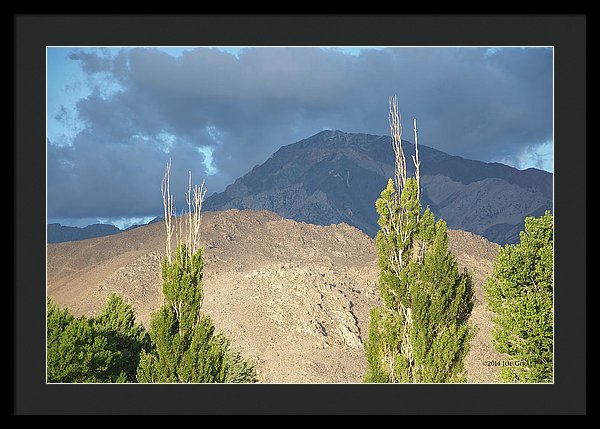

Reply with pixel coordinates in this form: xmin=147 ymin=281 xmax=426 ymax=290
xmin=161 ymin=161 xmax=208 ymax=261
xmin=161 ymin=159 xmax=174 ymax=263
xmin=412 ymin=118 xmax=421 ymax=201
xmin=389 ymin=95 xmax=406 ymax=201
xmin=181 ymin=171 xmax=207 ymax=258
xmin=190 ymin=179 xmax=206 ymax=256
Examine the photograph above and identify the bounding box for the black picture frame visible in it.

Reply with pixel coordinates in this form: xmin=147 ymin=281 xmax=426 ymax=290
xmin=14 ymin=14 xmax=586 ymax=415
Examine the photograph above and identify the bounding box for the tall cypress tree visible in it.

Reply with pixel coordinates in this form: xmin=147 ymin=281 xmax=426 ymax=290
xmin=364 ymin=97 xmax=474 ymax=383
xmin=137 ymin=164 xmax=256 ymax=383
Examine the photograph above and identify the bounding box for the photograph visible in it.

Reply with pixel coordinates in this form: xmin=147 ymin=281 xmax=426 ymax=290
xmin=45 ymin=45 xmax=554 ymax=385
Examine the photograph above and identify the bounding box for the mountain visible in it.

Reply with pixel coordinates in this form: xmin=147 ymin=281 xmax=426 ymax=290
xmin=47 ymin=209 xmax=503 ymax=383
xmin=204 ymin=130 xmax=552 ymax=244
xmin=48 ymin=217 xmax=163 ymax=243
xmin=47 ymin=223 xmax=121 ymax=244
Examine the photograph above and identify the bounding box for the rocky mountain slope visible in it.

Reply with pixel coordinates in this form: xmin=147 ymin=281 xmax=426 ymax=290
xmin=47 ymin=209 xmax=503 ymax=383
xmin=205 ymin=130 xmax=552 ymax=244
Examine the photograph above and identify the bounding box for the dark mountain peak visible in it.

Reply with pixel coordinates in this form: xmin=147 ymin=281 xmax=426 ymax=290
xmin=205 ymin=129 xmax=552 ymax=245
xmin=313 ymin=129 xmax=354 ymax=139
xmin=285 ymin=129 xmax=390 ymax=153
xmin=313 ymin=129 xmax=344 ymax=139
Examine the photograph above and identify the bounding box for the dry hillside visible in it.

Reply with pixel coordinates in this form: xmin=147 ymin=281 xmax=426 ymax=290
xmin=47 ymin=209 xmax=503 ymax=383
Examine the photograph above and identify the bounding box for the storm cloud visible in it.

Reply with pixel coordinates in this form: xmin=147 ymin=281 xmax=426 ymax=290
xmin=47 ymin=47 xmax=552 ymax=223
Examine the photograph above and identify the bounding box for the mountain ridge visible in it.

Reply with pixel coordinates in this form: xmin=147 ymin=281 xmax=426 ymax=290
xmin=48 ymin=217 xmax=162 ymax=244
xmin=205 ymin=130 xmax=552 ymax=244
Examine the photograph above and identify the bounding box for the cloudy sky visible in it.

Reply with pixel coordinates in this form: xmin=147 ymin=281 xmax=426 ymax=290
xmin=47 ymin=46 xmax=553 ymax=229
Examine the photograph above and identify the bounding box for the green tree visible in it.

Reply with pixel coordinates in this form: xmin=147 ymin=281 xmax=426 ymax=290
xmin=47 ymin=298 xmax=126 ymax=383
xmin=365 ymin=179 xmax=474 ymax=383
xmin=92 ymin=293 xmax=152 ymax=382
xmin=364 ymin=97 xmax=474 ymax=383
xmin=484 ymin=211 xmax=553 ymax=382
xmin=137 ymin=244 xmax=256 ymax=383
xmin=137 ymin=165 xmax=256 ymax=383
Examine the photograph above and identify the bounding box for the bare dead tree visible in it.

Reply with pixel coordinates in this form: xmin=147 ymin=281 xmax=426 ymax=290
xmin=389 ymin=95 xmax=407 ymax=202
xmin=387 ymin=96 xmax=413 ymax=272
xmin=161 ymin=161 xmax=207 ymax=262
xmin=185 ymin=171 xmax=206 ymax=257
xmin=161 ymin=159 xmax=174 ymax=263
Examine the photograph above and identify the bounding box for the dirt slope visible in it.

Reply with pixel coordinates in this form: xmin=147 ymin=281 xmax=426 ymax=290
xmin=47 ymin=209 xmax=502 ymax=383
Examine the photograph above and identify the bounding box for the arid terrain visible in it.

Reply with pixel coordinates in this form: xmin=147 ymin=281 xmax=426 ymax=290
xmin=47 ymin=209 xmax=503 ymax=383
